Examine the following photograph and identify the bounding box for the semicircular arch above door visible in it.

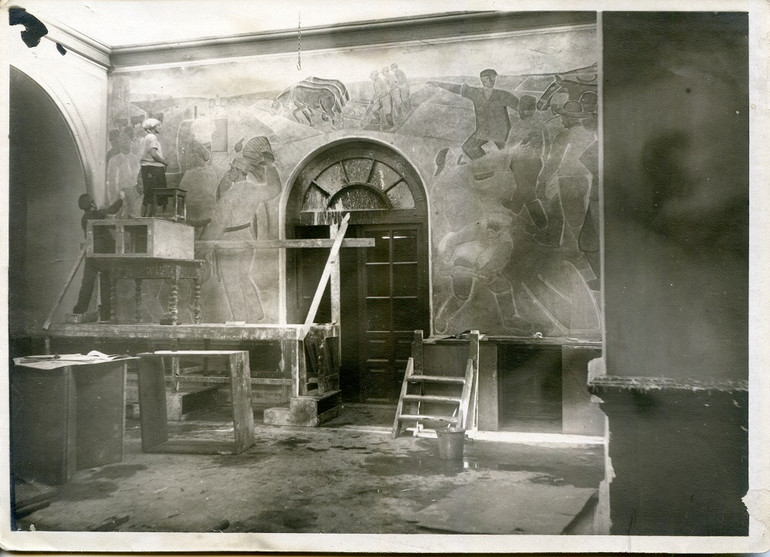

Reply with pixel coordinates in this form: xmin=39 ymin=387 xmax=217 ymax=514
xmin=286 ymin=140 xmax=427 ymax=227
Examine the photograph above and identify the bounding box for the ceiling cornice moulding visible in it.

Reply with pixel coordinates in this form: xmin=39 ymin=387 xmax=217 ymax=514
xmin=42 ymin=20 xmax=112 ymax=69
xmin=109 ymin=11 xmax=596 ymax=69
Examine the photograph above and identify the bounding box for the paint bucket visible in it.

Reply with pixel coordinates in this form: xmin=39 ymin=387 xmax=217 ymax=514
xmin=436 ymin=426 xmax=465 ymax=460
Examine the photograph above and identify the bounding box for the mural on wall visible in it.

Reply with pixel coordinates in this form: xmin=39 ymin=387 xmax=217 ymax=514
xmin=198 ymin=136 xmax=282 ymax=322
xmin=428 ymin=64 xmax=600 ymax=336
xmin=106 ymin=24 xmax=601 ymax=335
xmin=272 ymin=77 xmax=349 ymax=129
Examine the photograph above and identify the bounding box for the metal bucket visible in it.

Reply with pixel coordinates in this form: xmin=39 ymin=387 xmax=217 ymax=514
xmin=436 ymin=427 xmax=465 ymax=460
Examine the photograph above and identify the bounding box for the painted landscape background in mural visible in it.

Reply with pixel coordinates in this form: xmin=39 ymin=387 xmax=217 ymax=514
xmin=105 ymin=25 xmax=599 ymax=338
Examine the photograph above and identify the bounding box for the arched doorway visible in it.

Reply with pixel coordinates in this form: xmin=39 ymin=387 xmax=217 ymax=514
xmin=286 ymin=140 xmax=429 ymax=404
xmin=9 ymin=66 xmax=87 ymax=347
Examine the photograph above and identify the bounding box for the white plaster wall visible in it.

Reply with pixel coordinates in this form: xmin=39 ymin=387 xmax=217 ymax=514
xmin=6 ymin=22 xmax=110 ymax=204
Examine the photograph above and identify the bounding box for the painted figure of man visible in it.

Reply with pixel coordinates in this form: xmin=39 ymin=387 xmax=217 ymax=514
xmin=505 ymin=94 xmax=549 ymax=231
xmin=435 ymin=212 xmax=532 ymax=334
xmin=382 ymin=65 xmax=402 ymax=121
xmin=105 ymin=131 xmax=140 ymax=206
xmin=535 ymin=99 xmax=597 ymax=247
xmin=367 ymin=70 xmax=393 ymax=130
xmin=203 ymin=137 xmax=282 ymax=322
xmin=428 ymin=68 xmax=520 ymax=160
xmin=391 ymin=63 xmax=411 ymax=113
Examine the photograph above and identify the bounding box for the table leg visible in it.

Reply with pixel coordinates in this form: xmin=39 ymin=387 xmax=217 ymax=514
xmin=168 ymin=267 xmax=180 ymax=326
xmin=193 ymin=277 xmax=202 ymax=324
xmin=109 ymin=275 xmax=117 ymax=323
xmin=134 ymin=279 xmax=143 ymax=323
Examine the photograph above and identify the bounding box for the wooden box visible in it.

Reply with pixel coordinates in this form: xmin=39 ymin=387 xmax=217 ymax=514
xmin=10 ymin=359 xmax=129 ymax=485
xmin=87 ymin=218 xmax=194 ymax=260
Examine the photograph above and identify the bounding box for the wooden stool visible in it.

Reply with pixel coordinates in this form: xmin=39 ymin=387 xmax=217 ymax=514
xmin=152 ymin=188 xmax=187 ymax=222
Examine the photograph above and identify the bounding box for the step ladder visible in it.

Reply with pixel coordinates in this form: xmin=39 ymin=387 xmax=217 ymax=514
xmin=392 ymin=330 xmax=479 ymax=438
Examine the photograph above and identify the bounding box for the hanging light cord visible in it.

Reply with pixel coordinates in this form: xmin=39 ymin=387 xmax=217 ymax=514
xmin=296 ymin=11 xmax=302 ymax=71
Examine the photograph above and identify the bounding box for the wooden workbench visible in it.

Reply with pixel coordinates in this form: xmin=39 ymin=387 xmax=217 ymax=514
xmin=45 ymin=322 xmax=340 ymax=401
xmin=421 ymin=334 xmax=603 ymax=434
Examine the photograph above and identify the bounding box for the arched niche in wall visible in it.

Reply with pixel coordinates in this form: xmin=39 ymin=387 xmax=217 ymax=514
xmin=9 ymin=66 xmax=87 ymax=341
xmin=285 ymin=140 xmax=430 ymax=404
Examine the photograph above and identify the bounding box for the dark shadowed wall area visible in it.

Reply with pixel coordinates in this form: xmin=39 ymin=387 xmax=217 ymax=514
xmin=599 ymin=12 xmax=749 ymax=536
xmin=9 ymin=67 xmax=86 ymax=349
xmin=603 ymin=12 xmax=749 ymax=382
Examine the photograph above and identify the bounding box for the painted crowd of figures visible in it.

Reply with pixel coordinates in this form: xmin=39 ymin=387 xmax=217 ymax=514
xmin=98 ymin=63 xmax=601 ymax=332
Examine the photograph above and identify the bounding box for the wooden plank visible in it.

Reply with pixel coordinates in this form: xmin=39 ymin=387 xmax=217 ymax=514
xmin=137 ymin=357 xmax=169 ymax=451
xmin=282 ymin=338 xmax=301 ymax=398
xmin=304 ymin=213 xmax=350 ymax=325
xmin=329 ymin=221 xmax=342 ymax=332
xmin=459 ymin=359 xmax=473 ymax=430
xmin=467 ymin=330 xmax=480 ymax=432
xmin=10 ymin=367 xmax=77 ymax=485
xmin=412 ymin=330 xmax=424 ymax=373
xmin=392 ymin=357 xmax=414 ymax=438
xmin=402 ymin=394 xmax=461 ymax=403
xmin=483 ymin=335 xmax=602 ymax=348
xmin=249 ymin=377 xmax=292 ymax=386
xmin=43 ymin=246 xmax=85 ymax=331
xmin=73 ymin=361 xmax=126 ymax=469
xmin=167 ymin=375 xmax=232 ymax=384
xmin=477 ymin=343 xmax=499 ymax=431
xmin=47 ymin=323 xmax=338 ymax=341
xmin=63 ymin=369 xmax=78 ymax=482
xmin=229 ymin=352 xmax=255 ymax=454
xmin=150 ymin=350 xmax=246 ymax=356
xmin=89 ymin=258 xmax=203 ymax=278
xmin=413 ymin=482 xmax=597 ymax=534
xmin=406 ymin=375 xmax=465 ymax=384
xmin=163 ymin=376 xmax=291 ymax=385
xmin=195 ymin=238 xmax=373 ymax=249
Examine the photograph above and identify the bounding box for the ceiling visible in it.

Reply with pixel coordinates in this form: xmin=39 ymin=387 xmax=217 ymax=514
xmin=14 ymin=0 xmax=503 ymax=49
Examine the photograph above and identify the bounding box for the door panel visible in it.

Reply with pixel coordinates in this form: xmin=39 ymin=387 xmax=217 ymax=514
xmin=288 ymin=141 xmax=429 ymax=404
xmin=358 ymin=226 xmax=428 ymax=403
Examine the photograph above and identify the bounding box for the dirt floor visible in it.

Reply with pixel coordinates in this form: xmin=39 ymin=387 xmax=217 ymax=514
xmin=11 ymin=404 xmax=605 ymax=536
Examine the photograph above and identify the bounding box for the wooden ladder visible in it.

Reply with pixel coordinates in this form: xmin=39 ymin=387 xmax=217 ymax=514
xmin=392 ymin=330 xmax=479 ymax=438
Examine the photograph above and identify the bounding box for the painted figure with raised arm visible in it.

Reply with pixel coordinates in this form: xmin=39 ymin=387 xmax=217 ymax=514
xmin=428 ymin=68 xmax=520 ymax=161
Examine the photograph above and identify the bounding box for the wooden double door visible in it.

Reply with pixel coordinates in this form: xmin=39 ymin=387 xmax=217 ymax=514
xmin=296 ymin=223 xmax=429 ymax=404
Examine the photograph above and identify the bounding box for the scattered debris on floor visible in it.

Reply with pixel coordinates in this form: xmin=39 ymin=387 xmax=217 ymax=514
xmin=11 ymin=409 xmax=605 ymax=534
xmin=90 ymin=514 xmax=130 ymax=531
xmin=12 ymin=479 xmax=57 ymax=518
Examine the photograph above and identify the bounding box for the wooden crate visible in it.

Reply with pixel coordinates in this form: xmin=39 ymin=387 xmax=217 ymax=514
xmin=10 ymin=360 xmax=129 ymax=485
xmin=87 ymin=218 xmax=194 ymax=260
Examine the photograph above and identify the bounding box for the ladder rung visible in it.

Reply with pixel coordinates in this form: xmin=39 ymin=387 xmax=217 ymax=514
xmin=407 ymin=375 xmax=465 ymax=384
xmin=167 ymin=375 xmax=230 ymax=383
xmin=397 ymin=414 xmax=460 ymax=423
xmin=402 ymin=394 xmax=461 ymax=403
